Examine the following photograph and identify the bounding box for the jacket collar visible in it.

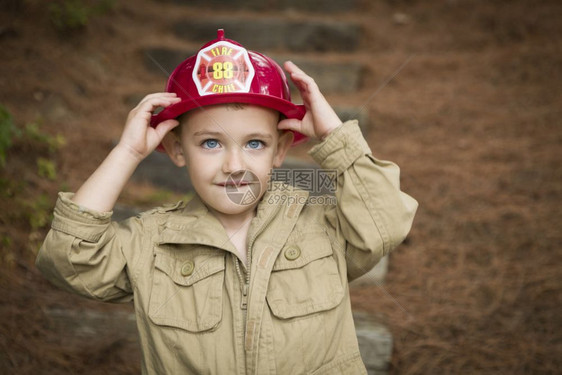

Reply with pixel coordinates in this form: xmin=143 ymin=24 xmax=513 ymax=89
xmin=157 ymin=182 xmax=309 ymax=252
xmin=157 ymin=196 xmax=233 ymax=250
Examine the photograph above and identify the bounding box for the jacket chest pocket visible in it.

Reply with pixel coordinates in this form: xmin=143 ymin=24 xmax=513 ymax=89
xmin=148 ymin=247 xmax=225 ymax=332
xmin=266 ymin=230 xmax=344 ymax=319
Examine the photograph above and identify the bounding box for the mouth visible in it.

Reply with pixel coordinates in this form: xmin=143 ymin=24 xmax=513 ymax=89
xmin=217 ymin=180 xmax=259 ymax=187
xmin=218 ymin=170 xmax=262 ymax=205
xmin=217 ymin=170 xmax=261 ymax=195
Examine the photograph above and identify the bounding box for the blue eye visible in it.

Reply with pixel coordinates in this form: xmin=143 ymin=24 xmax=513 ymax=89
xmin=247 ymin=140 xmax=264 ymax=149
xmin=202 ymin=139 xmax=219 ymax=149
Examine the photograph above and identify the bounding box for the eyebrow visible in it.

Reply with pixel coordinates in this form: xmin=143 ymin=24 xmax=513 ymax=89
xmin=192 ymin=130 xmax=273 ymax=140
xmin=192 ymin=130 xmax=223 ymax=137
xmin=245 ymin=132 xmax=273 ymax=140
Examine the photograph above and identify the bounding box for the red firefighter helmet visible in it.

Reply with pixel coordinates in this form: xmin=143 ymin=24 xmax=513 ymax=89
xmin=151 ymin=29 xmax=307 ymax=146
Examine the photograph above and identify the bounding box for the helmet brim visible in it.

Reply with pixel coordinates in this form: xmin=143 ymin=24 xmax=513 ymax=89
xmin=151 ymin=93 xmax=308 ymax=148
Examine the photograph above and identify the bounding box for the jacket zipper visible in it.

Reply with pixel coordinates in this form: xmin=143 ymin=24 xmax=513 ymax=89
xmin=235 ymin=258 xmax=248 ymax=310
xmin=236 ymin=204 xmax=279 ymax=311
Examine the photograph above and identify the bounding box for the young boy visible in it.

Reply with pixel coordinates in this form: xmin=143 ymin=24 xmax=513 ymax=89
xmin=37 ymin=30 xmax=417 ymax=374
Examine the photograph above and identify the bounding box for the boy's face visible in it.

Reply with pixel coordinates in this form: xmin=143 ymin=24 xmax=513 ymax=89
xmin=163 ymin=104 xmax=293 ymax=218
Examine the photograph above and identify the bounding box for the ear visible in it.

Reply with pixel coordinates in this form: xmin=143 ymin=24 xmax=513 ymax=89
xmin=161 ymin=131 xmax=187 ymax=167
xmin=273 ymin=130 xmax=294 ymax=168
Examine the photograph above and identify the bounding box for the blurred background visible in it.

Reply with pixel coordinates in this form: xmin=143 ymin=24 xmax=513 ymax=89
xmin=0 ymin=0 xmax=560 ymax=373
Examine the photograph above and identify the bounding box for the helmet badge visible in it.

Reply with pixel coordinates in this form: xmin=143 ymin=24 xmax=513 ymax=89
xmin=192 ymin=39 xmax=255 ymax=96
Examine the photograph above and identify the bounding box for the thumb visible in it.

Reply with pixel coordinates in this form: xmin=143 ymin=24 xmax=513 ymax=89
xmin=150 ymin=119 xmax=179 ymax=146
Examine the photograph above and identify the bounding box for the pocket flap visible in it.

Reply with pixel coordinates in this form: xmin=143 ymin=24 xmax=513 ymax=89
xmin=267 ymin=231 xmax=344 ymax=319
xmin=273 ymin=234 xmax=333 ymax=271
xmin=150 ymin=247 xmax=225 ymax=332
xmin=154 ymin=248 xmax=225 ymax=286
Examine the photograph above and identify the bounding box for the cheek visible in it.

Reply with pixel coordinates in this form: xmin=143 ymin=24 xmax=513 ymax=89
xmin=183 ymin=147 xmax=208 ymax=168
xmin=180 ymin=145 xmax=191 ymax=167
xmin=253 ymin=156 xmax=276 ymax=181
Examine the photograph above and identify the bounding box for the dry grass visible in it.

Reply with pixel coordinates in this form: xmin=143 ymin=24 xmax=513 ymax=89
xmin=1 ymin=0 xmax=560 ymax=373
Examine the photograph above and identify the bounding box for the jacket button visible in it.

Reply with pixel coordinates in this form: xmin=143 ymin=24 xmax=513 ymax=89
xmin=180 ymin=260 xmax=194 ymax=276
xmin=284 ymin=246 xmax=301 ymax=261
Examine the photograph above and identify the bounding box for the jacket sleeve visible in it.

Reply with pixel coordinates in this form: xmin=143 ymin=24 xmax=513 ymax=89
xmin=36 ymin=192 xmax=138 ymax=302
xmin=309 ymin=120 xmax=418 ymax=281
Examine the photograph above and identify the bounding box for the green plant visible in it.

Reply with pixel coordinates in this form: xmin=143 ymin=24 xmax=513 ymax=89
xmin=26 ymin=194 xmax=54 ymax=230
xmin=49 ymin=0 xmax=90 ymax=30
xmin=25 ymin=122 xmax=66 ymax=153
xmin=0 ymin=235 xmax=15 ymax=268
xmin=21 ymin=121 xmax=65 ymax=182
xmin=37 ymin=158 xmax=57 ymax=180
xmin=0 ymin=177 xmax=18 ymax=199
xmin=0 ymin=104 xmax=19 ymax=167
xmin=49 ymin=0 xmax=116 ymax=31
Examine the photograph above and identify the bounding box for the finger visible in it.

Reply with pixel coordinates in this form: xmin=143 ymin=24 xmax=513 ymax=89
xmin=284 ymin=61 xmax=307 ymax=76
xmin=285 ymin=62 xmax=320 ymax=94
xmin=140 ymin=95 xmax=181 ymax=107
xmin=284 ymin=61 xmax=315 ymax=84
xmin=278 ymin=118 xmax=302 ymax=132
xmin=133 ymin=96 xmax=181 ymax=116
xmin=135 ymin=93 xmax=180 ymax=110
xmin=140 ymin=92 xmax=178 ymax=102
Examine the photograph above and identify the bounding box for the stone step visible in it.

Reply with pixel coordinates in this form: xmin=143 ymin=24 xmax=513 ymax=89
xmin=44 ymin=307 xmax=141 ymax=362
xmin=45 ymin=307 xmax=138 ymax=341
xmin=44 ymin=308 xmax=390 ymax=375
xmin=276 ymin=55 xmax=363 ymax=94
xmin=174 ymin=18 xmax=361 ymax=52
xmin=350 ymin=254 xmax=389 ymax=287
xmin=113 ymin=204 xmax=142 ymax=222
xmin=143 ymin=46 xmax=363 ymax=94
xmin=142 ymin=47 xmax=197 ymax=76
xmin=130 ymin=148 xmax=192 ymax=193
xmin=168 ymin=0 xmax=361 ymax=13
xmin=354 ymin=312 xmax=393 ymax=375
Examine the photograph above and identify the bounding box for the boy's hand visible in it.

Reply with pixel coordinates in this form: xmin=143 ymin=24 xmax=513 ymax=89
xmin=117 ymin=93 xmax=181 ymax=161
xmin=72 ymin=93 xmax=180 ymax=212
xmin=278 ymin=61 xmax=342 ymax=141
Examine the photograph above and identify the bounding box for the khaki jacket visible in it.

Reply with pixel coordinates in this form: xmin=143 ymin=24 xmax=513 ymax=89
xmin=37 ymin=121 xmax=418 ymax=374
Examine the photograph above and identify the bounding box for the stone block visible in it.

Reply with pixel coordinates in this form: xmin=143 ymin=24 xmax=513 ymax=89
xmin=174 ymin=18 xmax=361 ymax=52
xmin=272 ymin=56 xmax=364 ymax=94
xmin=143 ymin=47 xmax=197 ymax=75
xmin=334 ymin=106 xmax=370 ymax=132
xmin=354 ymin=311 xmax=393 ymax=374
xmin=131 ymin=149 xmax=193 ymax=193
xmin=113 ymin=204 xmax=141 ymax=222
xmin=168 ymin=0 xmax=360 ymax=13
xmin=45 ymin=308 xmax=137 ymax=339
xmin=350 ymin=255 xmax=389 ymax=286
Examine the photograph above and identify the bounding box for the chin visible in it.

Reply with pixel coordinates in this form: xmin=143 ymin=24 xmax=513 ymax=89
xmin=213 ymin=202 xmax=258 ymax=216
xmin=203 ymin=193 xmax=256 ymax=214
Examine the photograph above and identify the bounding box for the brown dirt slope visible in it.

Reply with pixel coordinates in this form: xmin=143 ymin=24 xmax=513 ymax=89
xmin=1 ymin=0 xmax=561 ymax=373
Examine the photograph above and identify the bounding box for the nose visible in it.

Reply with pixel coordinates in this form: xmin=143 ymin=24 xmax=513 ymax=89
xmin=222 ymin=147 xmax=246 ymax=174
